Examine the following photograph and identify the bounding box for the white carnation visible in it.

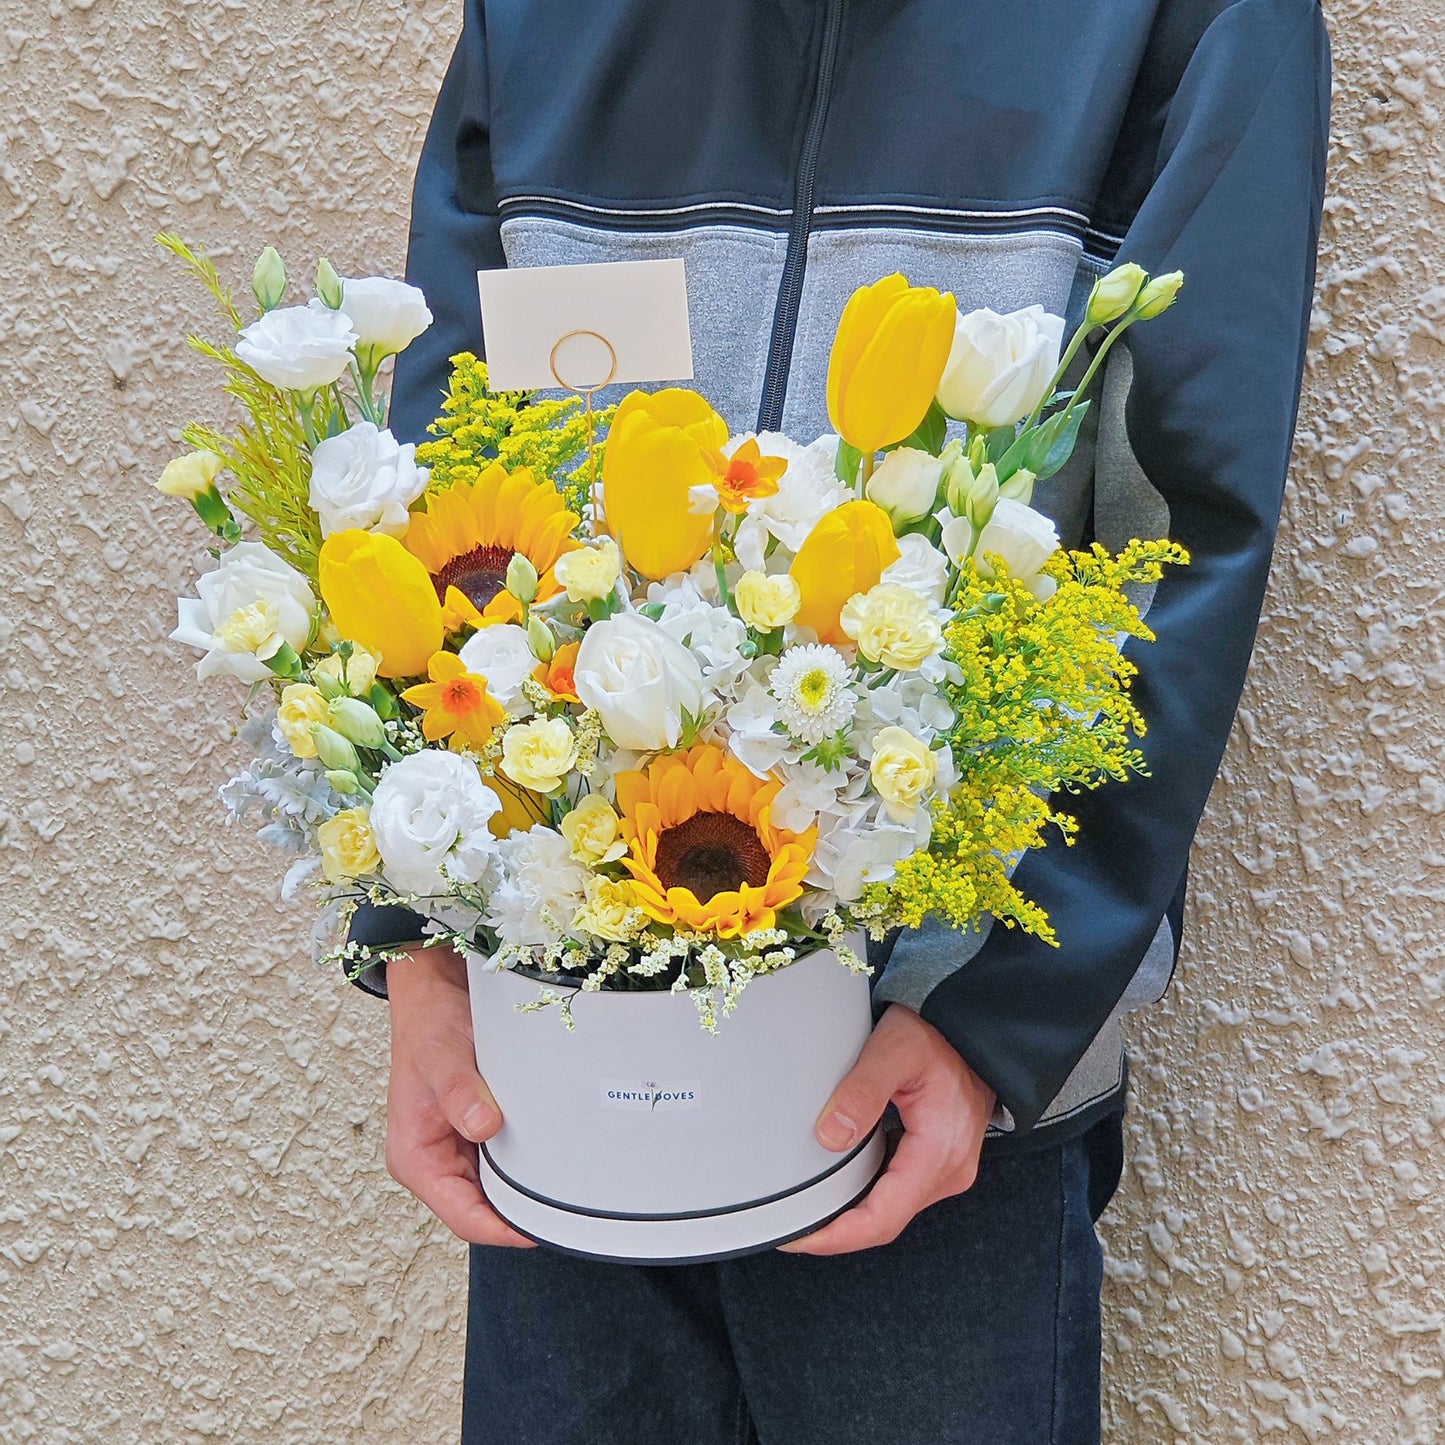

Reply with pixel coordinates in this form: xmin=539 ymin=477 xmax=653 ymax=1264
xmin=485 ymin=825 xmax=590 ymax=949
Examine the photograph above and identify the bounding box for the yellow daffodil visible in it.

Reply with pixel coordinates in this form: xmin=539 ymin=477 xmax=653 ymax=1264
xmin=789 ymin=499 xmax=901 ymax=644
xmin=826 ymin=274 xmax=956 ymax=454
xmin=601 ymin=388 xmax=728 ymax=580
xmin=400 ymin=651 xmax=506 ymax=751
xmin=614 ymin=744 xmax=816 ymax=938
xmin=702 ymin=438 xmax=787 ymax=514
xmin=403 ymin=461 xmax=582 ymax=631
xmin=318 ymin=530 xmax=443 ymax=678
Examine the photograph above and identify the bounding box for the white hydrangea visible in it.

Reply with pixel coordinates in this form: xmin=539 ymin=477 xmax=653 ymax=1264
xmin=730 ymin=432 xmax=849 ymax=570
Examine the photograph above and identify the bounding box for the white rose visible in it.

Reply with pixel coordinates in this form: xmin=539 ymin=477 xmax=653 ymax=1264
xmin=936 ymin=305 xmax=1065 ymax=429
xmin=458 ymin=623 xmax=538 ymax=715
xmin=881 ymin=532 xmax=950 ymax=606
xmin=308 ymin=421 xmax=429 ymax=538
xmin=369 ymin=750 xmax=502 ymax=898
xmin=171 ymin=541 xmax=317 ymax=682
xmin=573 ymin=612 xmax=706 ymax=751
xmin=864 ymin=447 xmax=944 ymax=527
xmin=974 ymin=497 xmax=1061 ymax=599
xmin=329 ymin=277 xmax=433 ymax=357
xmin=235 ymin=304 xmax=358 ymax=392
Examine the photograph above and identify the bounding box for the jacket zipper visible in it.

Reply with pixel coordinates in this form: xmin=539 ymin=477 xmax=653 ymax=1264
xmin=756 ymin=0 xmax=845 ymax=434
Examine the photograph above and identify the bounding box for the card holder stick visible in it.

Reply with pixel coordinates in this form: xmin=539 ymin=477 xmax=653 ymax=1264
xmin=548 ymin=329 xmax=618 ymax=537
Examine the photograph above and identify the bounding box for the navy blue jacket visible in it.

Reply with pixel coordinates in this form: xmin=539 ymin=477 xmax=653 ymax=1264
xmin=349 ymin=0 xmax=1331 ymax=1141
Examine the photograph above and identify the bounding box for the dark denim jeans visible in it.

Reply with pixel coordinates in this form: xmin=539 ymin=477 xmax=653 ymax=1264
xmin=460 ymin=1107 xmax=1121 ymax=1444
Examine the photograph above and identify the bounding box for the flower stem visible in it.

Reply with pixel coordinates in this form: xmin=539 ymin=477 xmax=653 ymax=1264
xmin=858 ymin=450 xmax=875 ymax=499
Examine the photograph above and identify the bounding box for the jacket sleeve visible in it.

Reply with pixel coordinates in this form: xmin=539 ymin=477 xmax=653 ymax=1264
xmin=876 ymin=0 xmax=1331 ymax=1131
xmin=344 ymin=0 xmax=505 ymax=996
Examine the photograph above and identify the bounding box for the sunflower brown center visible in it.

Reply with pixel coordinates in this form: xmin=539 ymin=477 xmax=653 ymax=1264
xmin=653 ymin=812 xmax=772 ymax=901
xmin=433 ymin=543 xmax=516 ymax=608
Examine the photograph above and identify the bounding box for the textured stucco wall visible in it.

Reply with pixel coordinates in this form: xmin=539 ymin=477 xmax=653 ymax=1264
xmin=0 ymin=3 xmax=1440 ymax=1441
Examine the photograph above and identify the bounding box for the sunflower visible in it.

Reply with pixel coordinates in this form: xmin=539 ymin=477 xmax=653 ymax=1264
xmin=403 ymin=461 xmax=582 ymax=631
xmin=614 ymin=744 xmax=816 ymax=938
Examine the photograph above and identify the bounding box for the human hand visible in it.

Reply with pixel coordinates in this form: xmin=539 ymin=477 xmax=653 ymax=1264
xmin=778 ymin=1003 xmax=996 ymax=1256
xmin=384 ymin=943 xmax=536 ymax=1249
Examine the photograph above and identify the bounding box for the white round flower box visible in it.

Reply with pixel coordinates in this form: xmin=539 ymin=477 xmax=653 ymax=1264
xmin=466 ymin=937 xmax=886 ymax=1264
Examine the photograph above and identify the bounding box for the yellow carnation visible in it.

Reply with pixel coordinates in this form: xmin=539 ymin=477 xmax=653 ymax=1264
xmin=156 ymin=449 xmax=224 ymax=500
xmin=313 ymin=644 xmax=381 ymax=697
xmin=500 ymin=717 xmax=578 ymax=794
xmin=277 ymin=683 xmax=330 ymax=758
xmin=572 ymin=876 xmax=641 ymax=943
xmin=839 ymin=583 xmax=942 ymax=670
xmin=559 ymin=793 xmax=627 ymax=865
xmin=318 ymin=806 xmax=381 ymax=883
xmin=553 ymin=540 xmax=621 ymax=603
xmin=869 ymin=726 xmax=938 ymax=822
xmin=733 ymin=571 xmax=801 ymax=632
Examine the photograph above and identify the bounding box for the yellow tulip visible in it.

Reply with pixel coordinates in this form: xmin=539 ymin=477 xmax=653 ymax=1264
xmin=488 ymin=774 xmax=551 ymax=839
xmin=789 ymin=500 xmax=901 ymax=644
xmin=600 ymin=388 xmax=728 ymax=581
xmin=317 ymin=530 xmax=442 ymax=679
xmin=826 ymin=275 xmax=956 ymax=454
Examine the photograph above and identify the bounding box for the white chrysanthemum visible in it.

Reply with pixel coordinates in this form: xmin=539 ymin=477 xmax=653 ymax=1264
xmin=770 ymin=645 xmax=855 ymax=745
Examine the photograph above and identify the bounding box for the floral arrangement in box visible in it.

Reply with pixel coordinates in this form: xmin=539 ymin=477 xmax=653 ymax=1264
xmin=155 ymin=233 xmax=1187 ymax=1029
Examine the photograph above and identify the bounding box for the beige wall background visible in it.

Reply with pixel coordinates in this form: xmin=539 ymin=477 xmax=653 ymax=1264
xmin=1 ymin=1 xmax=1441 ymax=1440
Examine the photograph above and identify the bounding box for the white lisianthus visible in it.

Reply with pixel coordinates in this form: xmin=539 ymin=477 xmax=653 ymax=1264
xmin=733 ymin=570 xmax=802 ymax=631
xmin=171 ymin=541 xmax=317 ymax=682
xmin=868 ymin=726 xmax=939 ymax=823
xmin=864 ymin=447 xmax=944 ymax=527
xmin=457 ymin=623 xmax=537 ymax=715
xmin=881 ymin=533 xmax=950 ymax=606
xmin=486 ymin=825 xmax=590 ymax=948
xmin=236 ymin=304 xmax=358 ymax=392
xmin=936 ymin=305 xmax=1064 ymax=428
xmin=974 ymin=497 xmax=1061 ymax=601
xmin=500 ymin=717 xmax=578 ymax=794
xmin=308 ymin=421 xmax=429 ymax=537
xmin=731 ymin=432 xmax=849 ymax=570
xmin=368 ymin=751 xmax=502 ymax=897
xmin=574 ymin=612 xmax=706 ymax=751
xmin=939 ymin=510 xmax=976 ymax=568
xmin=328 ymin=277 xmax=433 ymax=357
xmin=553 ymin=539 xmax=621 ymax=602
xmin=839 ymin=583 xmax=944 ymax=671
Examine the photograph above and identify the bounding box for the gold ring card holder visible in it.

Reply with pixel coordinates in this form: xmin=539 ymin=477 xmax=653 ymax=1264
xmin=549 ymin=328 xmax=618 ymax=536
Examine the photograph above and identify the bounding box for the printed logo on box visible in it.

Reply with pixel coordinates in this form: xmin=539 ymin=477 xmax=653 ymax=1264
xmin=601 ymin=1079 xmax=702 ymax=1112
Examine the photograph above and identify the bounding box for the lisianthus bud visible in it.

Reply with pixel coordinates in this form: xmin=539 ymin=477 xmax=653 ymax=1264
xmin=506 ymin=553 xmax=540 ymax=605
xmin=1135 ymin=270 xmax=1184 ymax=319
xmin=316 ymin=257 xmax=345 ymax=310
xmin=252 ymin=246 xmax=286 ymax=312
xmin=325 ymin=769 xmax=364 ymax=795
xmin=998 ymin=467 xmax=1036 ymax=506
xmin=948 ymin=459 xmax=1000 ymax=529
xmin=527 ymin=613 xmax=557 ymax=662
xmin=327 ymin=696 xmax=387 ymax=749
xmin=310 ymin=723 xmax=360 ymax=773
xmin=157 ymin=449 xmax=224 ymax=500
xmin=864 ymin=446 xmax=944 ymax=527
xmin=1085 ymin=262 xmax=1147 ymax=327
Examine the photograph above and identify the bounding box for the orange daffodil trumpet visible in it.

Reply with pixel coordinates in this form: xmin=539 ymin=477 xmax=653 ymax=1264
xmin=600 ymin=388 xmax=728 ymax=580
xmin=826 ymin=274 xmax=956 ymax=456
xmin=164 ymin=240 xmax=1187 ymax=1030
xmin=615 ymin=746 xmax=816 ymax=939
